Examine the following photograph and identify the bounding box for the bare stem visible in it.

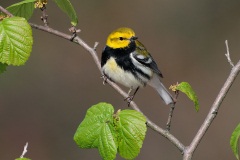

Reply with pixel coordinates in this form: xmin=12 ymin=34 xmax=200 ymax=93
xmin=225 ymin=40 xmax=234 ymax=68
xmin=166 ymin=103 xmax=175 ymax=131
xmin=183 ymin=60 xmax=240 ymax=160
xmin=166 ymin=91 xmax=179 ymax=131
xmin=0 ymin=6 xmax=13 ymax=17
xmin=20 ymin=142 xmax=28 ymax=158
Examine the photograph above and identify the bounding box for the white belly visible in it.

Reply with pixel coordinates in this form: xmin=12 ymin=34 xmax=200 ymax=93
xmin=102 ymin=57 xmax=144 ymax=89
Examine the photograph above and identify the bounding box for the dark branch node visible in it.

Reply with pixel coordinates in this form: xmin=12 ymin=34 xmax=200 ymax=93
xmin=212 ymin=110 xmax=218 ymax=115
xmin=69 ymin=26 xmax=80 ymax=41
xmin=70 ymin=33 xmax=77 ymax=41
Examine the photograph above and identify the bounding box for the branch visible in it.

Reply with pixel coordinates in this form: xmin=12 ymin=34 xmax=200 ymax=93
xmin=183 ymin=60 xmax=240 ymax=160
xmin=20 ymin=142 xmax=28 ymax=158
xmin=0 ymin=6 xmax=13 ymax=17
xmin=28 ymin=23 xmax=185 ymax=152
xmin=166 ymin=103 xmax=175 ymax=131
xmin=166 ymin=91 xmax=179 ymax=131
xmin=225 ymin=40 xmax=234 ymax=68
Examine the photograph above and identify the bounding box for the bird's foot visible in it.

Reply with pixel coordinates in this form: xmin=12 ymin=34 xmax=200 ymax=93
xmin=101 ymin=75 xmax=108 ymax=85
xmin=124 ymin=95 xmax=134 ymax=107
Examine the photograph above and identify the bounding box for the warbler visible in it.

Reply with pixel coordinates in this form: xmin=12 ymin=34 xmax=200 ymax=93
xmin=101 ymin=27 xmax=174 ymax=105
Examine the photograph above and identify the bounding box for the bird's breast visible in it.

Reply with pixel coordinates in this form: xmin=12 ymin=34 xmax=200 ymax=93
xmin=102 ymin=57 xmax=144 ymax=89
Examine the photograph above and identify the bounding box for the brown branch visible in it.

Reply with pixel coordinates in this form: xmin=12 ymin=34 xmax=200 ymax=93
xmin=183 ymin=60 xmax=240 ymax=160
xmin=166 ymin=91 xmax=179 ymax=131
xmin=166 ymin=103 xmax=176 ymax=131
xmin=0 ymin=6 xmax=13 ymax=17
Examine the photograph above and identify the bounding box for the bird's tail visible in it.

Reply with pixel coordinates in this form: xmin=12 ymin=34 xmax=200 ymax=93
xmin=148 ymin=74 xmax=174 ymax=105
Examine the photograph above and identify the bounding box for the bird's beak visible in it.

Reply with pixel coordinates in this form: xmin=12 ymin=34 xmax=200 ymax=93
xmin=130 ymin=36 xmax=138 ymax=41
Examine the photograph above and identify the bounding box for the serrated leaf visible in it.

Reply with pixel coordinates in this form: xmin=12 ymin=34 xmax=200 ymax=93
xmin=52 ymin=0 xmax=78 ymax=26
xmin=15 ymin=158 xmax=31 ymax=160
xmin=74 ymin=103 xmax=148 ymax=160
xmin=6 ymin=0 xmax=36 ymax=20
xmin=230 ymin=123 xmax=240 ymax=160
xmin=74 ymin=103 xmax=117 ymax=160
xmin=176 ymin=82 xmax=199 ymax=112
xmin=117 ymin=109 xmax=147 ymax=159
xmin=0 ymin=17 xmax=33 ymax=66
xmin=74 ymin=102 xmax=115 ymax=148
xmin=98 ymin=123 xmax=117 ymax=160
xmin=0 ymin=63 xmax=7 ymax=74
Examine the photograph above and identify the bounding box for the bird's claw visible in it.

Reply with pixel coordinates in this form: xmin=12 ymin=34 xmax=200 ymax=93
xmin=101 ymin=75 xmax=108 ymax=85
xmin=124 ymin=95 xmax=134 ymax=106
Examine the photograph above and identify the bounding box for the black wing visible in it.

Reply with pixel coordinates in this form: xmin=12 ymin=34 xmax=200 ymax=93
xmin=133 ymin=41 xmax=163 ymax=78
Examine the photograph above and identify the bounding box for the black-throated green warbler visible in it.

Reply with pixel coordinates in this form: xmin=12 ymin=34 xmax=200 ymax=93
xmin=101 ymin=27 xmax=174 ymax=105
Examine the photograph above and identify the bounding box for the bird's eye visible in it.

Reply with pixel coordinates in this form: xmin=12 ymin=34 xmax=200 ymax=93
xmin=119 ymin=37 xmax=124 ymax=41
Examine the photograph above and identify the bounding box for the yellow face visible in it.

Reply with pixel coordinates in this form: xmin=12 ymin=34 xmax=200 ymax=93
xmin=106 ymin=27 xmax=136 ymax=49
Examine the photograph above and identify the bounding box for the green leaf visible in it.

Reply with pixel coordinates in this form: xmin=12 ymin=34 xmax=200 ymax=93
xmin=0 ymin=17 xmax=33 ymax=66
xmin=176 ymin=82 xmax=199 ymax=112
xmin=15 ymin=158 xmax=31 ymax=160
xmin=0 ymin=63 xmax=7 ymax=74
xmin=230 ymin=123 xmax=240 ymax=160
xmin=74 ymin=103 xmax=147 ymax=160
xmin=6 ymin=0 xmax=36 ymax=20
xmin=98 ymin=123 xmax=118 ymax=160
xmin=52 ymin=0 xmax=78 ymax=26
xmin=74 ymin=103 xmax=117 ymax=159
xmin=116 ymin=109 xmax=147 ymax=159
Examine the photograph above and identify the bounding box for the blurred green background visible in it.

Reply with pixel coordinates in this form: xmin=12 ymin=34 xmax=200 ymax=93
xmin=1 ymin=0 xmax=240 ymax=159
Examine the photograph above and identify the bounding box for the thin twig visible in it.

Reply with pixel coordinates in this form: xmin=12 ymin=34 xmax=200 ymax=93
xmin=183 ymin=60 xmax=240 ymax=160
xmin=93 ymin=42 xmax=99 ymax=51
xmin=147 ymin=119 xmax=185 ymax=152
xmin=166 ymin=91 xmax=179 ymax=131
xmin=225 ymin=40 xmax=234 ymax=68
xmin=0 ymin=6 xmax=13 ymax=17
xmin=40 ymin=4 xmax=48 ymax=27
xmin=20 ymin=142 xmax=28 ymax=158
xmin=29 ymin=23 xmax=73 ymax=40
xmin=166 ymin=103 xmax=175 ymax=131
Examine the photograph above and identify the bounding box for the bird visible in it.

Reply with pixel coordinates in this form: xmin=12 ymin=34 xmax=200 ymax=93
xmin=101 ymin=27 xmax=174 ymax=105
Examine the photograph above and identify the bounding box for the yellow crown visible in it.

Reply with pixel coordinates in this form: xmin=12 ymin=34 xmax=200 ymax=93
xmin=106 ymin=27 xmax=135 ymax=49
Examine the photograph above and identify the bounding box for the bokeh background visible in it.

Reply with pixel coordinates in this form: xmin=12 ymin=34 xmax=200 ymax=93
xmin=1 ymin=0 xmax=240 ymax=159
